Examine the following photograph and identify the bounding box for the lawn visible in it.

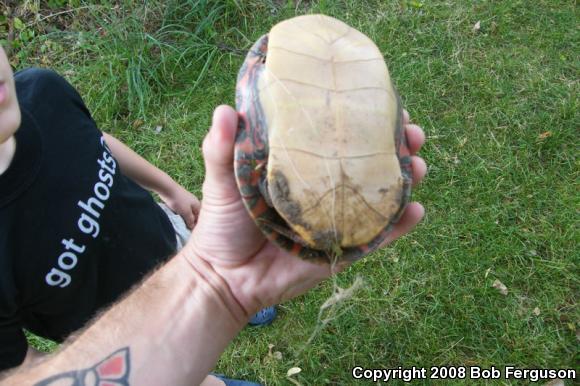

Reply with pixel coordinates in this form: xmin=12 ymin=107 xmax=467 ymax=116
xmin=3 ymin=0 xmax=578 ymax=384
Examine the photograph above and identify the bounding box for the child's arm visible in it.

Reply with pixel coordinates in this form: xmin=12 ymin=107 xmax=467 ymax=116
xmin=102 ymin=132 xmax=200 ymax=228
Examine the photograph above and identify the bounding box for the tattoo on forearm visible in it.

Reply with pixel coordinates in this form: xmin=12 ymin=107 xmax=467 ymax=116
xmin=34 ymin=347 xmax=130 ymax=386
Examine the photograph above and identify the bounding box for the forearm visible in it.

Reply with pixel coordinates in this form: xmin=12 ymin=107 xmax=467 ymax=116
xmin=102 ymin=132 xmax=178 ymax=197
xmin=0 ymin=347 xmax=45 ymax=380
xmin=21 ymin=347 xmax=46 ymax=368
xmin=2 ymin=253 xmax=247 ymax=385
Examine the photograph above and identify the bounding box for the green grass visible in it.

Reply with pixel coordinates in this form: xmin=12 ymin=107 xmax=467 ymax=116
xmin=5 ymin=0 xmax=578 ymax=384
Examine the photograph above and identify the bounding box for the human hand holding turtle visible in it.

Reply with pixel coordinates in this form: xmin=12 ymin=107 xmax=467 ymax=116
xmin=185 ymin=105 xmax=427 ymax=320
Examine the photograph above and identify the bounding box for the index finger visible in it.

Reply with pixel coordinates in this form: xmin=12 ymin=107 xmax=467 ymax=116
xmin=406 ymin=124 xmax=425 ymax=155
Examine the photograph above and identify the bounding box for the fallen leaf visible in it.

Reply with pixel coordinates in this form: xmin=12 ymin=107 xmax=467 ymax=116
xmin=266 ymin=343 xmax=283 ymax=360
xmin=132 ymin=119 xmax=144 ymax=129
xmin=473 ymin=21 xmax=481 ymax=32
xmin=13 ymin=17 xmax=25 ymax=31
xmin=287 ymin=367 xmax=302 ymax=377
xmin=533 ymin=307 xmax=540 ymax=316
xmin=484 ymin=267 xmax=492 ymax=278
xmin=538 ymin=131 xmax=552 ymax=139
xmin=287 ymin=378 xmax=303 ymax=386
xmin=492 ymin=279 xmax=508 ymax=295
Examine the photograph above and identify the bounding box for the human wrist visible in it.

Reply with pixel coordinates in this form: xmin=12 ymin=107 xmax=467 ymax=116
xmin=154 ymin=173 xmax=181 ymax=200
xmin=178 ymin=247 xmax=250 ymax=327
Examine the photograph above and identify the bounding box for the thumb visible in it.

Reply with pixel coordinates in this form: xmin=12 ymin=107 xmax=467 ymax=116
xmin=201 ymin=105 xmax=240 ymax=202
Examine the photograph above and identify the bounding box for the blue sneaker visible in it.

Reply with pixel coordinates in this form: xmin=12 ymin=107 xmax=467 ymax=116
xmin=248 ymin=306 xmax=277 ymax=326
xmin=211 ymin=373 xmax=261 ymax=386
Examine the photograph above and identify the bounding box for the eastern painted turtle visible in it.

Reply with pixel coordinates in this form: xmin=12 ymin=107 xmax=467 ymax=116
xmin=234 ymin=14 xmax=412 ymax=262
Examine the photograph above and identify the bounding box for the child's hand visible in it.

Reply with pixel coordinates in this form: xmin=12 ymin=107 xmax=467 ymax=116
xmin=161 ymin=186 xmax=201 ymax=229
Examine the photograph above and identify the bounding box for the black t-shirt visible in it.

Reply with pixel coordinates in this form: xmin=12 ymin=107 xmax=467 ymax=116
xmin=0 ymin=69 xmax=177 ymax=370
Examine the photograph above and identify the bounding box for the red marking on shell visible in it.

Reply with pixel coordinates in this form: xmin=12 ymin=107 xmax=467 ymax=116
xmin=250 ymin=169 xmax=262 ymax=186
xmin=237 ymin=138 xmax=255 ymax=153
xmin=250 ymin=198 xmax=268 ymax=217
xmin=291 ymin=243 xmax=302 ymax=255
